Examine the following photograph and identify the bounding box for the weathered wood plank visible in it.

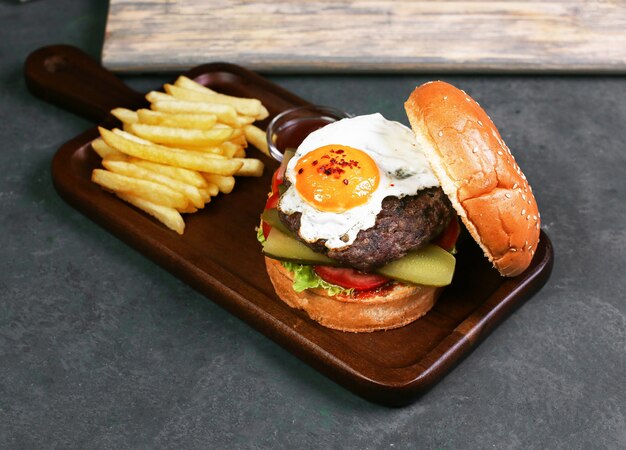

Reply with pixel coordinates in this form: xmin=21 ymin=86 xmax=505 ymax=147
xmin=102 ymin=0 xmax=626 ymax=73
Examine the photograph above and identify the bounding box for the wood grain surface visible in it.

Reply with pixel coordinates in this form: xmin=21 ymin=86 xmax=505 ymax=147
xmin=102 ymin=0 xmax=626 ymax=73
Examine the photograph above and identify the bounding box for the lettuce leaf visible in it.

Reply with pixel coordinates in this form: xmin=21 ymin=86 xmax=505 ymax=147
xmin=256 ymin=225 xmax=266 ymax=244
xmin=257 ymin=223 xmax=351 ymax=297
xmin=280 ymin=261 xmax=352 ymax=297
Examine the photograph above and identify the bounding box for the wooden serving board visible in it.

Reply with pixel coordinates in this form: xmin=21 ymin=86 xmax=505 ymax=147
xmin=102 ymin=0 xmax=626 ymax=73
xmin=25 ymin=45 xmax=553 ymax=405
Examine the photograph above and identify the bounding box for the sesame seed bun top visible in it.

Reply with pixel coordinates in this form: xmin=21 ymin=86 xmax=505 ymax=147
xmin=404 ymin=81 xmax=540 ymax=277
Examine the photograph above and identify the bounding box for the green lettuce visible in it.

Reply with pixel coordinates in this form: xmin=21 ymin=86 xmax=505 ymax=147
xmin=256 ymin=225 xmax=266 ymax=244
xmin=280 ymin=261 xmax=352 ymax=297
xmin=257 ymin=224 xmax=351 ymax=297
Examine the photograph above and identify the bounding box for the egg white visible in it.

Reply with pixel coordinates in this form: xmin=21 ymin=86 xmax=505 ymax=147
xmin=279 ymin=113 xmax=439 ymax=249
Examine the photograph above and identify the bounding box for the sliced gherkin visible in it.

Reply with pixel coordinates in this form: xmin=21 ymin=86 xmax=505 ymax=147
xmin=262 ymin=228 xmax=456 ymax=286
xmin=375 ymin=245 xmax=456 ymax=287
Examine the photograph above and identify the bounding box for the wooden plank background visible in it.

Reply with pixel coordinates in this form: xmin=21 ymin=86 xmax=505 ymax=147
xmin=102 ymin=0 xmax=626 ymax=73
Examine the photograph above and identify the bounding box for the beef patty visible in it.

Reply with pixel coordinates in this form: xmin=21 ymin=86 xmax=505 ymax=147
xmin=278 ymin=187 xmax=455 ymax=271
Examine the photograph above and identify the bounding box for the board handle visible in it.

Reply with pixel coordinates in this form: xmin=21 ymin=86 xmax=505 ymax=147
xmin=24 ymin=45 xmax=145 ymax=123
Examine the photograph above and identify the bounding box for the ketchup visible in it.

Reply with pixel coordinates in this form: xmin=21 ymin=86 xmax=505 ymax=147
xmin=274 ymin=117 xmax=336 ymax=153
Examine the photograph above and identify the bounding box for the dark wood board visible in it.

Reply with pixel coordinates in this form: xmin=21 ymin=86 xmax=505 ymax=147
xmin=25 ymin=45 xmax=553 ymax=406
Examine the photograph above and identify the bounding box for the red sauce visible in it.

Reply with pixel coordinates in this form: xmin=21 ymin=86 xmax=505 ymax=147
xmin=274 ymin=117 xmax=336 ymax=153
xmin=349 ymin=283 xmax=396 ymax=300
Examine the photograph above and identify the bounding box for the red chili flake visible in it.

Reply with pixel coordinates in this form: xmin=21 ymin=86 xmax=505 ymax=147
xmin=312 ymin=160 xmax=318 ymax=166
xmin=390 ymin=183 xmax=395 ymax=187
xmin=343 ymin=179 xmax=349 ymax=185
xmin=335 ymin=149 xmax=344 ymax=154
xmin=298 ymin=168 xmax=303 ymax=174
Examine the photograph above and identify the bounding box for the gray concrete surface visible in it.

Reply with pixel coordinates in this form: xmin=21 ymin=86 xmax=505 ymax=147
xmin=1 ymin=1 xmax=625 ymax=448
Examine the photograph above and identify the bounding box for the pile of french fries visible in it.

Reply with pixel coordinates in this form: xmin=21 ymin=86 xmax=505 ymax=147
xmin=91 ymin=76 xmax=270 ymax=234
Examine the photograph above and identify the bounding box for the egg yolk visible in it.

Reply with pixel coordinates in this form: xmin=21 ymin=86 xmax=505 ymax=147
xmin=294 ymin=145 xmax=380 ymax=212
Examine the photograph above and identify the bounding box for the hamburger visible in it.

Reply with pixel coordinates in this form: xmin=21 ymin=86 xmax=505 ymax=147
xmin=257 ymin=81 xmax=540 ymax=332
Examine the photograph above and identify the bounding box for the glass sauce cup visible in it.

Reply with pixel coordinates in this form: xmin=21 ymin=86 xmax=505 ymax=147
xmin=266 ymin=105 xmax=351 ymax=162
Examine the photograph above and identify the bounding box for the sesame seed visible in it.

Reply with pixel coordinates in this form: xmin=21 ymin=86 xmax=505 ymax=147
xmin=478 ymin=120 xmax=483 ymax=126
xmin=510 ymin=248 xmax=517 ymax=252
xmin=533 ymin=215 xmax=537 ymax=220
xmin=521 ymin=209 xmax=526 ymax=215
xmin=505 ymin=193 xmax=512 ymax=198
xmin=466 ymin=97 xmax=471 ymax=102
xmin=443 ymin=96 xmax=448 ymax=100
xmin=522 ymin=194 xmax=526 ymax=200
xmin=528 ymin=200 xmax=531 ymax=204
xmin=497 ymin=150 xmax=503 ymax=155
xmin=531 ymin=249 xmax=535 ymax=255
xmin=513 ymin=183 xmax=518 ymax=189
xmin=473 ymin=146 xmax=479 ymax=153
xmin=438 ymin=131 xmax=443 ymax=137
xmin=527 ymin=215 xmax=531 ymax=220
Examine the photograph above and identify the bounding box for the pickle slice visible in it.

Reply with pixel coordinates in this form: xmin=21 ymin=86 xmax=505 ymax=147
xmin=262 ymin=228 xmax=456 ymax=286
xmin=262 ymin=227 xmax=340 ymax=266
xmin=260 ymin=208 xmax=289 ymax=235
xmin=375 ymin=245 xmax=455 ymax=287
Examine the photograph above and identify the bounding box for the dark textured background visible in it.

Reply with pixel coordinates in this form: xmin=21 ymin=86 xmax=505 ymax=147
xmin=1 ymin=1 xmax=625 ymax=448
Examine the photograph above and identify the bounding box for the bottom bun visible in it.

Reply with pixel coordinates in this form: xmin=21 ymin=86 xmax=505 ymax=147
xmin=265 ymin=257 xmax=442 ymax=332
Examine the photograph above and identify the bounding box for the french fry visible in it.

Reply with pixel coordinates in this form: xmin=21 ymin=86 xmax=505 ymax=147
xmin=92 ymin=138 xmax=125 ymax=160
xmin=200 ymin=183 xmax=219 ymax=197
xmin=202 ymin=173 xmax=235 ymax=194
xmin=92 ymin=169 xmax=189 ymax=210
xmin=165 ymin=83 xmax=266 ymax=119
xmin=214 ymin=125 xmax=247 ymax=147
xmin=177 ymin=204 xmax=198 ymax=214
xmin=146 ymin=91 xmax=176 ymax=103
xmin=99 ymin=128 xmax=243 ymax=175
xmin=126 ymin=123 xmax=234 ymax=147
xmin=243 ymin=125 xmax=270 ymax=156
xmin=151 ymin=99 xmax=238 ymax=125
xmin=233 ymin=116 xmax=256 ymax=127
xmin=136 ymin=109 xmax=217 ymax=129
xmin=198 ymin=188 xmax=212 ymax=204
xmin=174 ymin=76 xmax=269 ymax=120
xmin=116 ymin=192 xmax=185 ymax=235
xmin=219 ymin=142 xmax=242 ymax=158
xmin=129 ymin=159 xmax=208 ymax=188
xmin=102 ymin=159 xmax=205 ymax=209
xmin=111 ymin=108 xmax=139 ymax=125
xmin=171 ymin=145 xmax=225 ymax=156
xmin=232 ymin=158 xmax=265 ymax=177
xmin=92 ymin=80 xmax=269 ymax=234
xmin=113 ymin=128 xmax=228 ymax=159
xmin=232 ymin=134 xmax=248 ymax=147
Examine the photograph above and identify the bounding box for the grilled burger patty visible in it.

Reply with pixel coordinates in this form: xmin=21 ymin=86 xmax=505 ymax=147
xmin=278 ymin=187 xmax=455 ymax=271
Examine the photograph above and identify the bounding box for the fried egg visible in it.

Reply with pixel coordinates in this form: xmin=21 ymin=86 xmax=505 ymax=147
xmin=279 ymin=113 xmax=439 ymax=249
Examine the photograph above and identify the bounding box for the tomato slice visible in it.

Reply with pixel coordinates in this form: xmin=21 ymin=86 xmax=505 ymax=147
xmin=262 ymin=221 xmax=272 ymax=239
xmin=271 ymin=168 xmax=283 ymax=195
xmin=271 ymin=158 xmax=289 ymax=194
xmin=314 ymin=266 xmax=390 ymax=290
xmin=435 ymin=217 xmax=460 ymax=252
xmin=265 ymin=191 xmax=279 ymax=210
xmin=261 ymin=192 xmax=280 ymax=239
